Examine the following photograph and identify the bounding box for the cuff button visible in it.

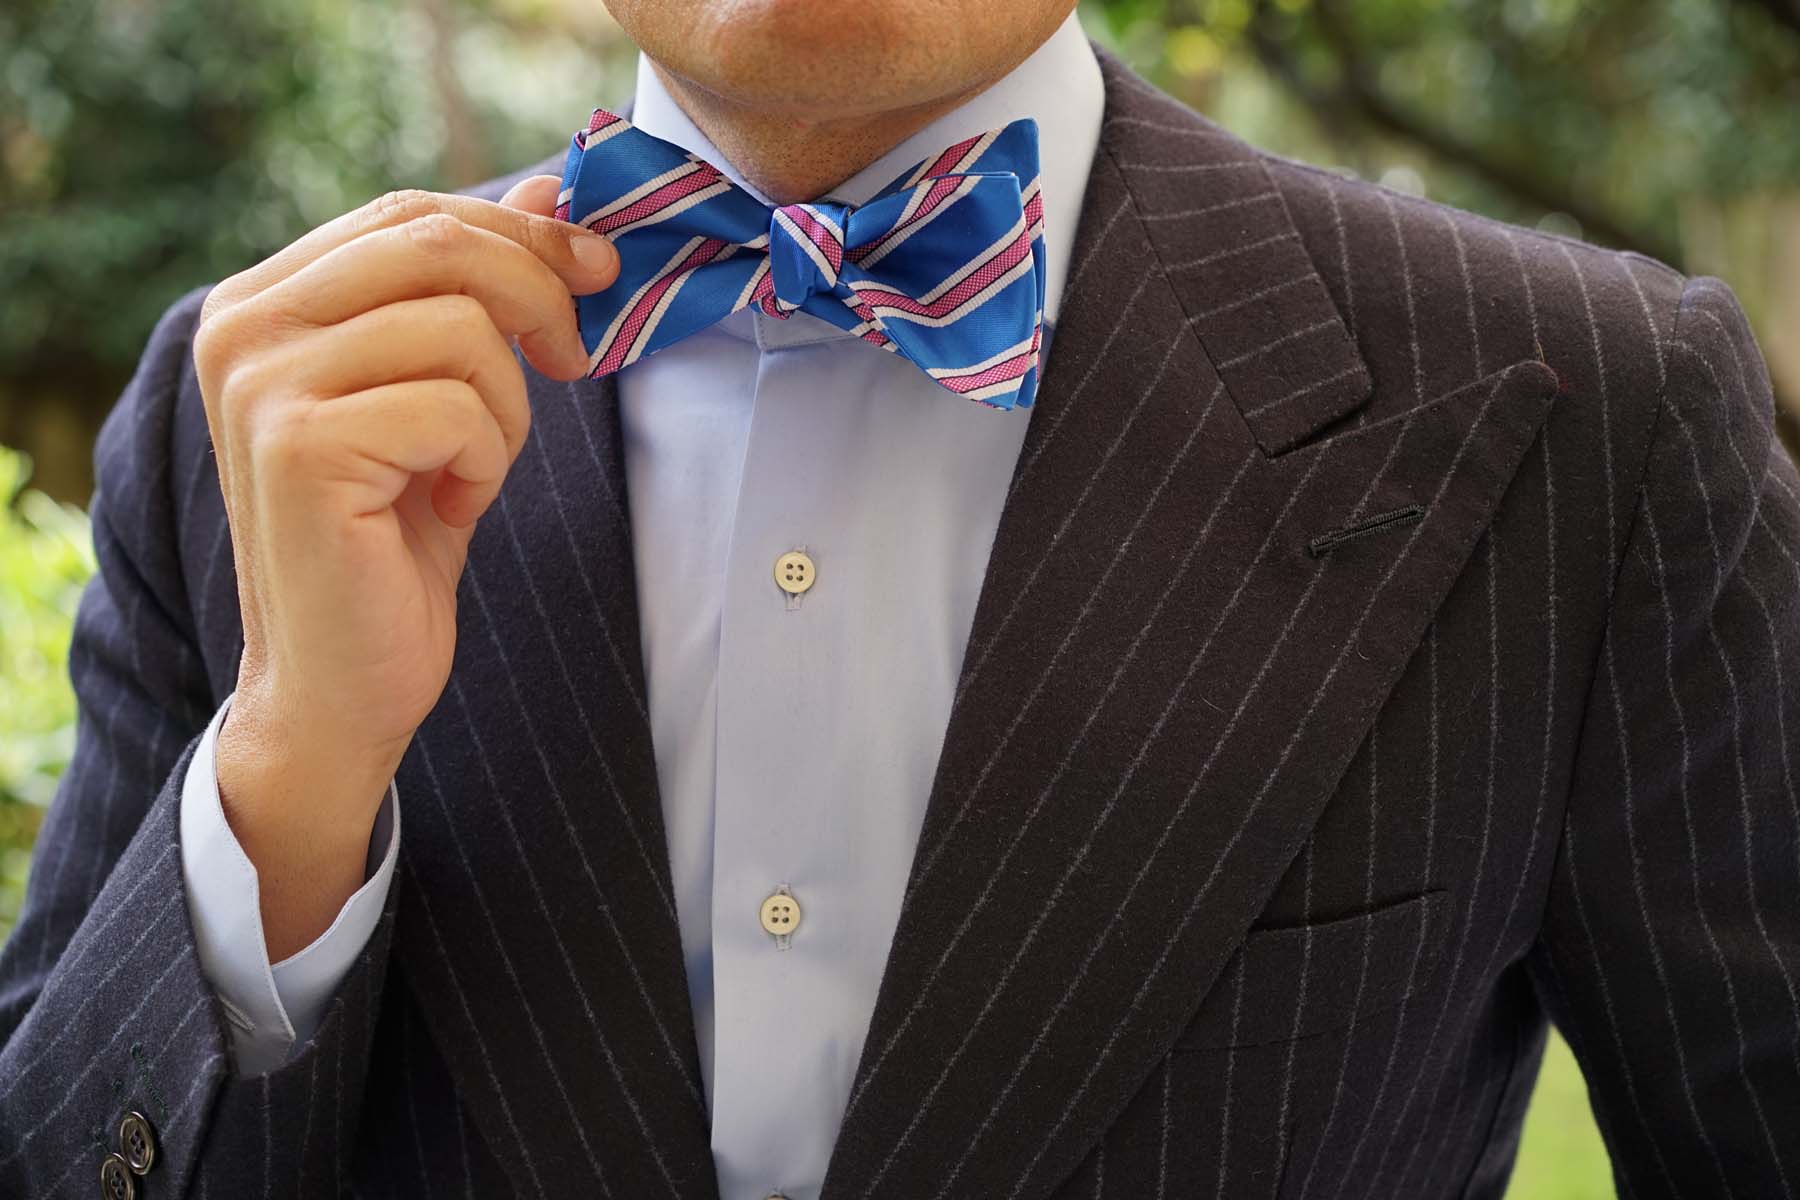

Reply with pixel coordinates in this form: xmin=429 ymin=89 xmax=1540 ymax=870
xmin=119 ymin=1110 xmax=156 ymax=1174
xmin=99 ymin=1152 xmax=135 ymax=1200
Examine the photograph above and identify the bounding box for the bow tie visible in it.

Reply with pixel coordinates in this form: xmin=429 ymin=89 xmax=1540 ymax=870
xmin=553 ymin=108 xmax=1048 ymax=410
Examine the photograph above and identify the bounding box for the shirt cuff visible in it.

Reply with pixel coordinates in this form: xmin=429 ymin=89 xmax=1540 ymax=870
xmin=179 ymin=690 xmax=400 ymax=1075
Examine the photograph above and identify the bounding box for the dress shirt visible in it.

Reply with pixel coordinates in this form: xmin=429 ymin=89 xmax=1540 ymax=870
xmin=178 ymin=12 xmax=1104 ymax=1197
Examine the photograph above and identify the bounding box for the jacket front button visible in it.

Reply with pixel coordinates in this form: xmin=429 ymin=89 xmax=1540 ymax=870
xmin=99 ymin=1153 xmax=135 ymax=1200
xmin=119 ymin=1110 xmax=156 ymax=1174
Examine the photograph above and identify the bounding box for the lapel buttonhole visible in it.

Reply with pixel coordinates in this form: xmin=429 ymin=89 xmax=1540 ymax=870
xmin=1307 ymin=503 xmax=1427 ymax=558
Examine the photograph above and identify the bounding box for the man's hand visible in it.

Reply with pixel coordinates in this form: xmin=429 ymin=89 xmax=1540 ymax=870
xmin=194 ymin=175 xmax=614 ymax=961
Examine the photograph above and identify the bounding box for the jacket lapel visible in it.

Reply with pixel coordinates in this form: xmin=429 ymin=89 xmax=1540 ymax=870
xmin=816 ymin=52 xmax=1558 ymax=1200
xmin=392 ymin=364 xmax=718 ymax=1196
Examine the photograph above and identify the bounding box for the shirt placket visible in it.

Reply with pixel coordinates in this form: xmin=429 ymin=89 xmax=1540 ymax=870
xmin=708 ymin=328 xmax=861 ymax=1200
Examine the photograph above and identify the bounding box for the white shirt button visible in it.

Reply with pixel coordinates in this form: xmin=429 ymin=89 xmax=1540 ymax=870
xmin=759 ymin=888 xmax=801 ymax=936
xmin=774 ymin=549 xmax=816 ymax=595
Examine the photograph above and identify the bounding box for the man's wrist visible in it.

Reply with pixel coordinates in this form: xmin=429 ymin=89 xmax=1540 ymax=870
xmin=215 ymin=693 xmax=402 ymax=961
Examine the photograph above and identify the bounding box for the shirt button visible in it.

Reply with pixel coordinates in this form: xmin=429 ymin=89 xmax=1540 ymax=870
xmin=99 ymin=1153 xmax=135 ymax=1200
xmin=759 ymin=889 xmax=801 ymax=935
xmin=774 ymin=549 xmax=816 ymax=595
xmin=118 ymin=1110 xmax=156 ymax=1174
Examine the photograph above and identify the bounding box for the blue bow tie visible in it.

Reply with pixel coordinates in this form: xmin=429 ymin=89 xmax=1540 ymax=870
xmin=554 ymin=109 xmax=1048 ymax=410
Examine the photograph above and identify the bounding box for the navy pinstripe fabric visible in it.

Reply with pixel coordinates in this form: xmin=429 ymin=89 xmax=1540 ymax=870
xmin=2 ymin=48 xmax=1797 ymax=1199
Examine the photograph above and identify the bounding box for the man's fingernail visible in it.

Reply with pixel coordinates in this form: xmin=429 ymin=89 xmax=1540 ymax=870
xmin=571 ymin=233 xmax=616 ymax=273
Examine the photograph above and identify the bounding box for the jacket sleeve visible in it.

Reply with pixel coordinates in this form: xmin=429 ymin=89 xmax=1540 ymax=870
xmin=0 ymin=284 xmax=401 ymax=1199
xmin=1529 ymin=274 xmax=1800 ymax=1198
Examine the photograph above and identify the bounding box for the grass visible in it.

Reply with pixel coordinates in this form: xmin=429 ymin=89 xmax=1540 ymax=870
xmin=1510 ymin=1031 xmax=1617 ymax=1198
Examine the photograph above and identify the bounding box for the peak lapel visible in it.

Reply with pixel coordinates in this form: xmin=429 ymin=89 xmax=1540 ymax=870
xmin=1092 ymin=58 xmax=1374 ymax=455
xmin=818 ymin=54 xmax=1558 ymax=1200
xmin=392 ymin=370 xmax=718 ymax=1199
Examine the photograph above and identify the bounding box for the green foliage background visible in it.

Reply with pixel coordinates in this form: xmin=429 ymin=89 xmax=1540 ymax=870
xmin=5 ymin=0 xmax=1797 ymax=1195
xmin=0 ymin=447 xmax=91 ymax=932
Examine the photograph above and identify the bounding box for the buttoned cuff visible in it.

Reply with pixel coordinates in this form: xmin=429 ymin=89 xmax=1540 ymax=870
xmin=178 ymin=690 xmax=400 ymax=1075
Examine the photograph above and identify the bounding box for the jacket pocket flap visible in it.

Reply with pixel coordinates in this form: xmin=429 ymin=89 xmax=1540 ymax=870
xmin=1173 ymin=889 xmax=1450 ymax=1051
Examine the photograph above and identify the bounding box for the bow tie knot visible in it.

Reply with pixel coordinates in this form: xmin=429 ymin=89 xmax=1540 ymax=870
xmin=555 ymin=109 xmax=1049 ymax=410
xmin=767 ymin=202 xmax=850 ymax=315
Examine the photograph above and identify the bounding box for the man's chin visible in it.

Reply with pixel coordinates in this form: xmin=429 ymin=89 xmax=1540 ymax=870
xmin=609 ymin=0 xmax=977 ymax=118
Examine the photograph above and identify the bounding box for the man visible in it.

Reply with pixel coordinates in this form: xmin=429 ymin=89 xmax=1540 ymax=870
xmin=2 ymin=0 xmax=1796 ymax=1195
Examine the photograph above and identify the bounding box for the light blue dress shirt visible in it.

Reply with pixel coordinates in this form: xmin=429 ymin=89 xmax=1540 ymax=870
xmin=179 ymin=13 xmax=1104 ymax=1197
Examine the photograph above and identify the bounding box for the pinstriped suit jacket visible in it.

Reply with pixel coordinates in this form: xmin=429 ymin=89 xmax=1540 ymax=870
xmin=4 ymin=47 xmax=1798 ymax=1199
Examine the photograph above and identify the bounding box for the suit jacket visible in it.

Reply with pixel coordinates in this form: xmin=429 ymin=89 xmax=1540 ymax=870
xmin=3 ymin=48 xmax=1798 ymax=1200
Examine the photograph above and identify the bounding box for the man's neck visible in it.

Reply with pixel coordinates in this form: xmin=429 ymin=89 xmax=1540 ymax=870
xmin=644 ymin=60 xmax=1009 ymax=207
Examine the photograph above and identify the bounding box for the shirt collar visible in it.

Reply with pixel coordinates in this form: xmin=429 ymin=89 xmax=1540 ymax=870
xmin=628 ymin=7 xmax=1104 ymax=350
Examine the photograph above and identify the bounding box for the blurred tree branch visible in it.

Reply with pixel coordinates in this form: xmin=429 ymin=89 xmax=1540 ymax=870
xmin=1235 ymin=0 xmax=1799 ymax=449
xmin=1734 ymin=0 xmax=1800 ymax=36
xmin=1245 ymin=0 xmax=1684 ymax=265
xmin=420 ymin=0 xmax=489 ymax=187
